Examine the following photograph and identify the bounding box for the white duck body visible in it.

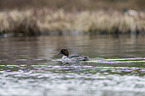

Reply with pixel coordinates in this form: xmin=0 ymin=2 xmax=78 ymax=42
xmin=61 ymin=55 xmax=89 ymax=62
xmin=58 ymin=49 xmax=89 ymax=63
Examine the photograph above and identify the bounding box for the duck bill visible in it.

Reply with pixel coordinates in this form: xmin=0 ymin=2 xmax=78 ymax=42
xmin=57 ymin=51 xmax=62 ymax=55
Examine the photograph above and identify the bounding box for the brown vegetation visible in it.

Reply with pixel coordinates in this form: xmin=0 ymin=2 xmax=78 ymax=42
xmin=0 ymin=9 xmax=145 ymax=36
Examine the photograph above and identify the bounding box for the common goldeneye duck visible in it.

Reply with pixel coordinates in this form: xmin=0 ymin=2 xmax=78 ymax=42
xmin=58 ymin=49 xmax=89 ymax=62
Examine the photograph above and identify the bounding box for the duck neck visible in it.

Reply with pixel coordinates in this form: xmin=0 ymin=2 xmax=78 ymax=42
xmin=63 ymin=53 xmax=69 ymax=57
xmin=62 ymin=55 xmax=68 ymax=59
xmin=64 ymin=55 xmax=69 ymax=57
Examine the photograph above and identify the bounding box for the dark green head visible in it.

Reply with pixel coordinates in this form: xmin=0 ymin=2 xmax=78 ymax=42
xmin=58 ymin=49 xmax=69 ymax=57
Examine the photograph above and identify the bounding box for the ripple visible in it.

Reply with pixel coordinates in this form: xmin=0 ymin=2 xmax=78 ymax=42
xmin=87 ymin=57 xmax=145 ymax=64
xmin=0 ymin=64 xmax=145 ymax=96
xmin=15 ymin=59 xmax=27 ymax=62
xmin=106 ymin=57 xmax=145 ymax=61
xmin=53 ymin=57 xmax=145 ymax=64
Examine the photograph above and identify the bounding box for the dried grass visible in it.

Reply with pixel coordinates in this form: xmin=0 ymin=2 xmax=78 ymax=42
xmin=0 ymin=9 xmax=144 ymax=36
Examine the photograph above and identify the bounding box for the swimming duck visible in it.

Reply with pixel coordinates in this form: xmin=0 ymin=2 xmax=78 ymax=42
xmin=58 ymin=49 xmax=89 ymax=62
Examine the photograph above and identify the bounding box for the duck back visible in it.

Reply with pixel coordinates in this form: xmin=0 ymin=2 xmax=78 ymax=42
xmin=69 ymin=54 xmax=89 ymax=61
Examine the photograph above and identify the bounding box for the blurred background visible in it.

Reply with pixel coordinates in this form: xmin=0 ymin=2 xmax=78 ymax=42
xmin=0 ymin=0 xmax=145 ymax=36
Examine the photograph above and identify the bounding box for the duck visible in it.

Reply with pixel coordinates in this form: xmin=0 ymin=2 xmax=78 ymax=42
xmin=58 ymin=49 xmax=89 ymax=62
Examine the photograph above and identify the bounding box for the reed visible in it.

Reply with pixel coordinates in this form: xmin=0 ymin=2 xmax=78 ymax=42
xmin=0 ymin=9 xmax=144 ymax=36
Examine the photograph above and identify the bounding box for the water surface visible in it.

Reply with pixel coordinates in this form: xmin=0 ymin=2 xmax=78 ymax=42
xmin=0 ymin=35 xmax=145 ymax=96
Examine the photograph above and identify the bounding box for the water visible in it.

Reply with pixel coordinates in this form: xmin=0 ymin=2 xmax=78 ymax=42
xmin=0 ymin=35 xmax=145 ymax=96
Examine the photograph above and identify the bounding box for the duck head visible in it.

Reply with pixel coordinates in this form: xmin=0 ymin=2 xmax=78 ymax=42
xmin=58 ymin=49 xmax=69 ymax=57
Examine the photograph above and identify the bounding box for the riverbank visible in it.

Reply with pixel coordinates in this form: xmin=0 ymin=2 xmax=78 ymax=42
xmin=0 ymin=9 xmax=145 ymax=36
